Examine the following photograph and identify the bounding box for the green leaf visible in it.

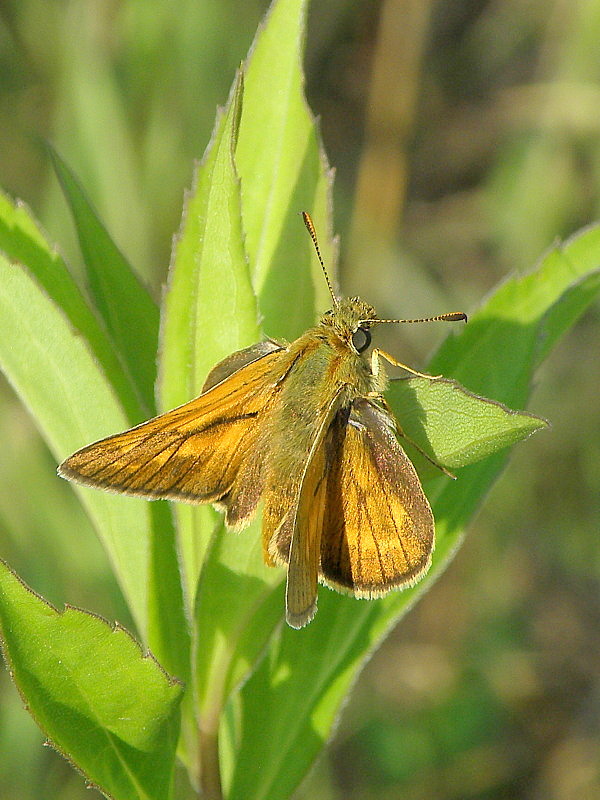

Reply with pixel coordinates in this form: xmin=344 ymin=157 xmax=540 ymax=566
xmin=0 ymin=253 xmax=148 ymax=627
xmin=387 ymin=376 xmax=548 ymax=475
xmin=223 ymin=593 xmax=379 ymax=800
xmin=0 ymin=189 xmax=142 ymax=422
xmin=157 ymin=72 xmax=263 ymax=780
xmin=0 ymin=254 xmax=188 ymax=677
xmin=0 ymin=560 xmax=183 ymax=800
xmin=193 ymin=518 xmax=284 ymax=754
xmin=160 ymin=73 xmax=257 ymax=410
xmin=50 ymin=147 xmax=160 ymax=415
xmin=237 ymin=0 xmax=335 ymax=339
xmin=227 ymin=224 xmax=600 ymax=800
xmin=427 ymin=225 xmax=600 ymax=398
xmin=159 ymin=71 xmax=259 ymax=603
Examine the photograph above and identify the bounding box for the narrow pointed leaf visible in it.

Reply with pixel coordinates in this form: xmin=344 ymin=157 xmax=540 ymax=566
xmin=50 ymin=147 xmax=159 ymax=414
xmin=237 ymin=0 xmax=335 ymax=339
xmin=0 ymin=560 xmax=182 ymax=800
xmin=159 ymin=72 xmax=259 ymax=601
xmin=160 ymin=74 xmax=257 ymax=411
xmin=0 ymin=189 xmax=141 ymax=422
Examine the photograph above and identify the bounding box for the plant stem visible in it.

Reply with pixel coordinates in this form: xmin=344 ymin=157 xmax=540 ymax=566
xmin=199 ymin=726 xmax=223 ymax=800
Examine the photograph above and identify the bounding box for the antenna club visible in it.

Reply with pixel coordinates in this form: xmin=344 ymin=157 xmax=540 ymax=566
xmin=301 ymin=211 xmax=315 ymax=236
xmin=442 ymin=312 xmax=468 ymax=323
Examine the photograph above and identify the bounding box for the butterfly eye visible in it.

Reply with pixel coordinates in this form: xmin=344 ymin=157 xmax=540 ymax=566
xmin=351 ymin=326 xmax=371 ymax=353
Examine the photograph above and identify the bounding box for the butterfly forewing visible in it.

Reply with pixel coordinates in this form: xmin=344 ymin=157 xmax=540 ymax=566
xmin=58 ymin=347 xmax=286 ymax=523
xmin=319 ymin=399 xmax=434 ymax=596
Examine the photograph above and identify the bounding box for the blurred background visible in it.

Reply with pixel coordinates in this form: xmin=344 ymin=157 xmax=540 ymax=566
xmin=0 ymin=1 xmax=599 ymax=798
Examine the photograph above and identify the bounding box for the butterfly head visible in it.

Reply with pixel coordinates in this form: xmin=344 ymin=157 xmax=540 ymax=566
xmin=319 ymin=297 xmax=377 ymax=354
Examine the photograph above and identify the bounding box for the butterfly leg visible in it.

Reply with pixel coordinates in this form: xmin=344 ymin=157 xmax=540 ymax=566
xmin=371 ymin=348 xmax=442 ymax=380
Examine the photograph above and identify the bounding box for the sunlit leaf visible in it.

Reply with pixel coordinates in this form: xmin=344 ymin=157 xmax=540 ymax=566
xmin=0 ymin=560 xmax=183 ymax=800
xmin=387 ymin=376 xmax=548 ymax=475
xmin=237 ymin=0 xmax=335 ymax=339
xmin=159 ymin=71 xmax=259 ymax=603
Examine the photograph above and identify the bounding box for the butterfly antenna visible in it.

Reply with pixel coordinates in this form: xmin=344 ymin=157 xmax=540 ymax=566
xmin=302 ymin=211 xmax=338 ymax=307
xmin=362 ymin=311 xmax=467 ymax=325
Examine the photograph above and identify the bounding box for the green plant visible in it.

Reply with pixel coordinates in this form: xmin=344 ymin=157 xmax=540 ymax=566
xmin=1 ymin=1 xmax=599 ymax=799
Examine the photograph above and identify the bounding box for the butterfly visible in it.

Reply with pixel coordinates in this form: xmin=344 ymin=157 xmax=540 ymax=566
xmin=59 ymin=213 xmax=466 ymax=627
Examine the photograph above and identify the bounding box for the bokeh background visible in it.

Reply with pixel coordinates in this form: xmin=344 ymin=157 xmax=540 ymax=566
xmin=1 ymin=1 xmax=599 ymax=798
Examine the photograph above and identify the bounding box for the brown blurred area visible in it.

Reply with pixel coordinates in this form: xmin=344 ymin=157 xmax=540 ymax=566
xmin=1 ymin=1 xmax=599 ymax=798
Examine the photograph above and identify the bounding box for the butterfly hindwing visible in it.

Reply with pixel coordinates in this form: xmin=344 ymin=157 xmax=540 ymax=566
xmin=319 ymin=398 xmax=434 ymax=597
xmin=281 ymin=391 xmax=344 ymax=628
xmin=201 ymin=340 xmax=283 ymax=392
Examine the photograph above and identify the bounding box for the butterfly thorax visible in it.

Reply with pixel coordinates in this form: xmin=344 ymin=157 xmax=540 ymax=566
xmin=274 ymin=297 xmax=387 ymax=408
xmin=314 ymin=296 xmax=387 ymax=398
